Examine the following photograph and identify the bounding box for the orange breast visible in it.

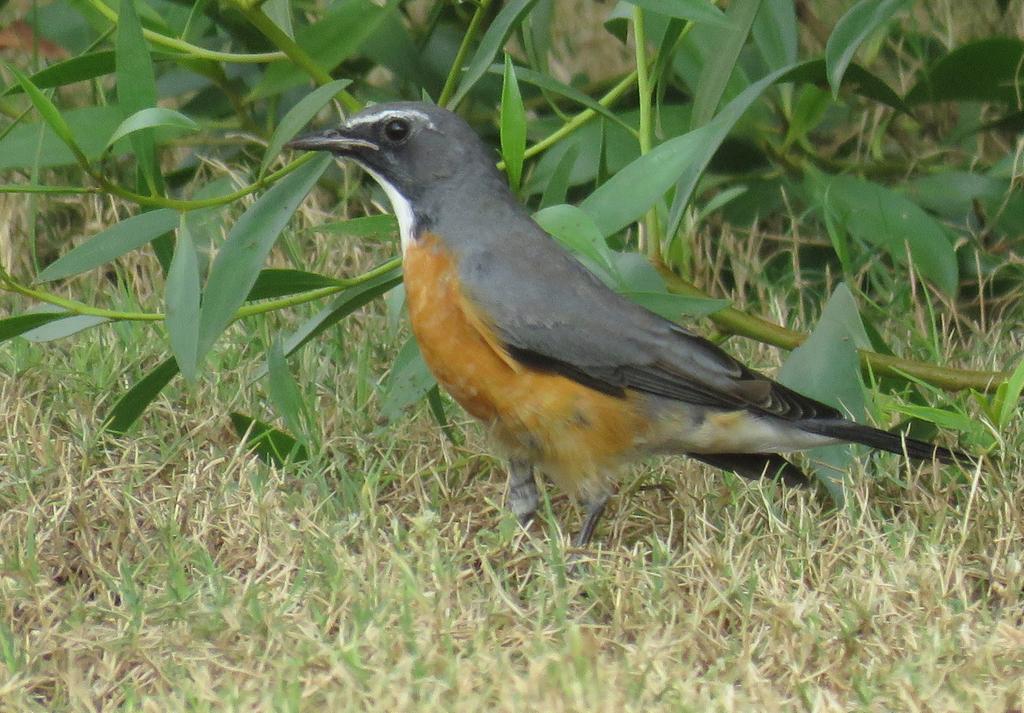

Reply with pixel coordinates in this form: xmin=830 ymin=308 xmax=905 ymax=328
xmin=402 ymin=232 xmax=649 ymax=497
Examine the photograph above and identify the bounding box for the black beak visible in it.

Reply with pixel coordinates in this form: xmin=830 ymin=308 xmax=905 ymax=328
xmin=284 ymin=129 xmax=378 ymax=153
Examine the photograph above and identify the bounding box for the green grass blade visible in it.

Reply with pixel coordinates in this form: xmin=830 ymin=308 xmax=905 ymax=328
xmin=103 ymin=356 xmax=180 ymax=435
xmin=0 ymin=313 xmax=71 ymax=343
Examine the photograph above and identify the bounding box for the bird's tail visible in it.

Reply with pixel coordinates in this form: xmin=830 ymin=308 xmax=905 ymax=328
xmin=800 ymin=419 xmax=967 ymax=464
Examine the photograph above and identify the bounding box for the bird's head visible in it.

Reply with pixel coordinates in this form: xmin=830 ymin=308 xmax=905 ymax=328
xmin=286 ymin=101 xmax=504 ymax=250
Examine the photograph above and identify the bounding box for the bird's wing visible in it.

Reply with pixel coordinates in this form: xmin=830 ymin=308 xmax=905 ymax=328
xmin=458 ymin=228 xmax=841 ymax=422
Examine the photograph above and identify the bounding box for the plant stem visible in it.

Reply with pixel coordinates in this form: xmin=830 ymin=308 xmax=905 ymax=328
xmin=0 ymin=185 xmax=100 ymax=195
xmin=236 ymin=259 xmax=402 ymax=318
xmin=84 ymin=0 xmax=286 ymax=64
xmin=239 ymin=7 xmax=360 ymax=113
xmin=439 ymin=0 xmax=494 ymax=108
xmin=657 ymin=266 xmax=1008 ymax=393
xmin=520 ymin=69 xmax=638 ymax=163
xmin=90 ymin=152 xmax=319 ymax=211
xmin=1 ymin=259 xmax=403 ymax=325
xmin=1 ymin=279 xmax=162 ymax=322
xmin=633 ymin=6 xmax=661 ymax=261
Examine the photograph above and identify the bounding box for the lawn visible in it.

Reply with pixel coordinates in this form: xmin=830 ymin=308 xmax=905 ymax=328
xmin=2 ymin=0 xmax=1023 ymax=710
xmin=3 ymin=214 xmax=1021 ymax=710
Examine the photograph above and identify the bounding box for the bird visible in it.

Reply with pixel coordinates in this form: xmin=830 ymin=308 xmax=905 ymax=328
xmin=286 ymin=101 xmax=965 ymax=547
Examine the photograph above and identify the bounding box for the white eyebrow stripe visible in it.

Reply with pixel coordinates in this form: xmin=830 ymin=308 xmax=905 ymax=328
xmin=344 ymin=108 xmax=435 ymax=130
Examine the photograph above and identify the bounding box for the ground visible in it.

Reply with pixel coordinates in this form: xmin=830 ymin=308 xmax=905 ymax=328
xmin=2 ymin=219 xmax=1021 ymax=711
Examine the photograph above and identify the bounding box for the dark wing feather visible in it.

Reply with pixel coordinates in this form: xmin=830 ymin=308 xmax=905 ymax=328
xmin=456 ymin=227 xmax=840 ymax=423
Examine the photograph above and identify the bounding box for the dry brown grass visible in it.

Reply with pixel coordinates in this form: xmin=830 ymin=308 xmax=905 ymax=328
xmin=3 ymin=1 xmax=1024 ymax=708
xmin=2 ymin=180 xmax=1023 ymax=710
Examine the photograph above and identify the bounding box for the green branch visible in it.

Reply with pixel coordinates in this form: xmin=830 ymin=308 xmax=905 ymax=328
xmin=237 ymin=5 xmax=361 ymax=113
xmin=1 ymin=258 xmax=403 ymax=326
xmin=439 ymin=0 xmax=494 ymax=108
xmin=633 ymin=7 xmax=661 ymax=261
xmin=84 ymin=0 xmax=286 ymax=64
xmin=1 ymin=278 xmax=161 ymax=322
xmin=513 ymin=68 xmax=639 ymax=167
xmin=90 ymin=153 xmax=318 ymax=211
xmin=657 ymin=266 xmax=1008 ymax=393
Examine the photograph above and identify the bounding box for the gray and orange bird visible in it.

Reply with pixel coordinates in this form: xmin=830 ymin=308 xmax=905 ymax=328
xmin=287 ymin=102 xmax=964 ymax=546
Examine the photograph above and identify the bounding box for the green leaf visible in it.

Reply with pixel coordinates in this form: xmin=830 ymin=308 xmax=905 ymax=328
xmin=784 ymin=85 xmax=831 ymax=148
xmin=906 ymin=37 xmax=1024 ymax=105
xmin=261 ymin=79 xmax=352 ymax=176
xmin=181 ymin=178 xmax=236 ymax=281
xmin=666 ymin=63 xmax=809 ymax=240
xmin=778 ymin=284 xmax=871 ymax=503
xmin=266 ymin=340 xmax=308 ymax=440
xmin=20 ymin=314 xmax=108 ymax=342
xmin=500 ymin=54 xmax=526 ymax=193
xmin=250 ymin=0 xmax=395 ymax=100
xmin=196 ymin=154 xmax=332 ymax=364
xmin=104 ymin=356 xmax=180 ymax=435
xmin=996 ymin=357 xmax=1024 ymax=430
xmin=361 ymin=9 xmax=433 ymax=90
xmin=486 ymin=65 xmax=636 ymax=134
xmin=695 ymin=184 xmax=749 ymax=222
xmin=165 ymin=221 xmax=201 ymax=382
xmin=36 ymin=208 xmax=180 ymax=282
xmin=1 ymin=51 xmax=115 ymax=95
xmin=380 ymin=336 xmax=437 ymax=422
xmin=883 ymin=400 xmax=994 ymax=451
xmin=263 ymin=0 xmax=294 ymax=37
xmin=779 ymin=58 xmax=907 ymax=113
xmin=115 ymin=0 xmax=162 ymax=195
xmin=0 ymin=313 xmax=74 ymax=343
xmin=0 ymin=106 xmax=124 ymax=170
xmin=426 ymin=386 xmax=461 ymax=445
xmin=534 ymin=204 xmax=620 ymax=286
xmin=652 ymin=18 xmax=689 ymax=116
xmin=247 ymin=269 xmax=342 ymax=301
xmin=807 ymin=172 xmax=959 ymax=296
xmin=620 ymin=0 xmax=732 ymax=27
xmin=450 ymin=0 xmax=540 ymax=107
xmin=310 ymin=215 xmax=398 ymax=240
xmin=539 ymin=144 xmax=579 ymax=209
xmin=105 ymin=107 xmax=198 ymax=151
xmin=752 ymin=0 xmax=797 ymax=71
xmin=3 ymin=63 xmax=88 ymax=166
xmin=581 ymin=122 xmax=712 ymax=237
xmin=903 ymin=171 xmax=1008 ymax=219
xmin=825 ymin=0 xmax=910 ymax=97
xmin=691 ymin=0 xmax=762 ymax=129
xmin=229 ymin=413 xmax=308 ymax=466
xmin=256 ymin=265 xmax=403 ymax=377
xmin=620 ymin=292 xmax=728 ymax=320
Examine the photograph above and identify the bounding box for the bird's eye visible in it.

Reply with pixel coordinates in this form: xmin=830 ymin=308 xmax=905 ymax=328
xmin=383 ymin=118 xmax=411 ymax=143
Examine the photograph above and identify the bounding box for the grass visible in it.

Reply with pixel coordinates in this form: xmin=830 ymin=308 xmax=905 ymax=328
xmin=2 ymin=203 xmax=1023 ymax=710
xmin=3 ymin=0 xmax=1024 ymax=709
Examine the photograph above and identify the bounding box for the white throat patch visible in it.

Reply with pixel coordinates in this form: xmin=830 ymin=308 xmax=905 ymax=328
xmin=361 ymin=166 xmax=417 ymax=254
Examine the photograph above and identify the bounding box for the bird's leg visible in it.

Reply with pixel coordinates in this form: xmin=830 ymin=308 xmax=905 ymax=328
xmin=574 ymin=492 xmax=610 ymax=547
xmin=507 ymin=458 xmax=539 ymax=527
